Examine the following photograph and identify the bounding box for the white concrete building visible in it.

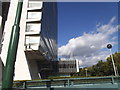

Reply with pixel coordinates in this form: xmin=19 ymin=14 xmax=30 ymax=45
xmin=59 ymin=59 xmax=80 ymax=73
xmin=1 ymin=0 xmax=57 ymax=80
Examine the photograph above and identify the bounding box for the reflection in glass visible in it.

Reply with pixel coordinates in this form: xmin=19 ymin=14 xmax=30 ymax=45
xmin=25 ymin=36 xmax=40 ymax=45
xmin=28 ymin=1 xmax=42 ymax=8
xmin=27 ymin=12 xmax=42 ymax=19
xmin=26 ymin=23 xmax=41 ymax=32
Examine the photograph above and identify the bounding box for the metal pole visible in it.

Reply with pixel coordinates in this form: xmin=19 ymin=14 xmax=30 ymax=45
xmin=109 ymin=49 xmax=117 ymax=76
xmin=116 ymin=66 xmax=119 ymax=76
xmin=85 ymin=69 xmax=88 ymax=77
xmin=2 ymin=0 xmax=23 ymax=89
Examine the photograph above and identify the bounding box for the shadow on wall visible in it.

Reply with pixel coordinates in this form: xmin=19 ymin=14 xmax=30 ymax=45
xmin=0 ymin=57 xmax=4 ymax=82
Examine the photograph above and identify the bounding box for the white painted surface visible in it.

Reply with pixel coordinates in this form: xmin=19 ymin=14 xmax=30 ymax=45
xmin=76 ymin=59 xmax=79 ymax=72
xmin=0 ymin=16 xmax=2 ymax=46
xmin=0 ymin=16 xmax=2 ymax=27
xmin=14 ymin=0 xmax=31 ymax=80
xmin=1 ymin=0 xmax=31 ymax=80
xmin=0 ymin=9 xmax=3 ymax=84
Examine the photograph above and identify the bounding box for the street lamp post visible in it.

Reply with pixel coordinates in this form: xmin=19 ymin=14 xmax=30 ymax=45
xmin=85 ymin=68 xmax=88 ymax=77
xmin=107 ymin=44 xmax=117 ymax=76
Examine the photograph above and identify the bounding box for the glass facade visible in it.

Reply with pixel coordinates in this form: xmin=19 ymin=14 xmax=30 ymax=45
xmin=40 ymin=2 xmax=58 ymax=61
xmin=28 ymin=1 xmax=42 ymax=8
xmin=26 ymin=23 xmax=41 ymax=32
xmin=25 ymin=1 xmax=57 ymax=61
xmin=25 ymin=36 xmax=40 ymax=50
xmin=25 ymin=36 xmax=40 ymax=45
xmin=25 ymin=1 xmax=41 ymax=50
xmin=27 ymin=12 xmax=42 ymax=19
xmin=24 ymin=1 xmax=58 ymax=79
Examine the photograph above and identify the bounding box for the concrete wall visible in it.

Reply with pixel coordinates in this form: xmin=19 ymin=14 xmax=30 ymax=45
xmin=0 ymin=1 xmax=10 ymax=83
xmin=0 ymin=57 xmax=3 ymax=82
xmin=27 ymin=59 xmax=40 ymax=79
xmin=0 ymin=1 xmax=10 ymax=52
xmin=1 ymin=1 xmax=58 ymax=80
xmin=25 ymin=2 xmax=58 ymax=79
xmin=0 ymin=1 xmax=2 ymax=46
xmin=1 ymin=0 xmax=31 ymax=80
xmin=0 ymin=16 xmax=2 ymax=54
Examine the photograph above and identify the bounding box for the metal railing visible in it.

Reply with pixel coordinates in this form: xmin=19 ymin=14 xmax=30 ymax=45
xmin=13 ymin=76 xmax=120 ymax=89
xmin=25 ymin=43 xmax=39 ymax=50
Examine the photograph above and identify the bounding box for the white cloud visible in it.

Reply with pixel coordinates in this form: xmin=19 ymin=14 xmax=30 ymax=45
xmin=109 ymin=16 xmax=116 ymax=24
xmin=58 ymin=16 xmax=118 ymax=67
xmin=96 ymin=22 xmax=101 ymax=27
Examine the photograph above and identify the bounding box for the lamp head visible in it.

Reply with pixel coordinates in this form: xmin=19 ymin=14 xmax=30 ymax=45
xmin=107 ymin=44 xmax=112 ymax=49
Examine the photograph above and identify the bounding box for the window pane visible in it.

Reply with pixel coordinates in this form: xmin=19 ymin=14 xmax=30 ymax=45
xmin=27 ymin=12 xmax=42 ymax=19
xmin=28 ymin=1 xmax=42 ymax=8
xmin=25 ymin=36 xmax=40 ymax=45
xmin=26 ymin=23 xmax=41 ymax=32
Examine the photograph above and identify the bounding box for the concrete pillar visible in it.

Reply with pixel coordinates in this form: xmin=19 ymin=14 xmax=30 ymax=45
xmin=0 ymin=57 xmax=3 ymax=83
xmin=27 ymin=59 xmax=40 ymax=79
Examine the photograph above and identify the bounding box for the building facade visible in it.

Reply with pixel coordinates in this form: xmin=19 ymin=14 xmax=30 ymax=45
xmin=1 ymin=0 xmax=57 ymax=80
xmin=0 ymin=1 xmax=10 ymax=82
xmin=0 ymin=1 xmax=10 ymax=53
xmin=58 ymin=59 xmax=79 ymax=73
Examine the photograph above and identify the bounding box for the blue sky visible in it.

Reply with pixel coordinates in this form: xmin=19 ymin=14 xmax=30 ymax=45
xmin=58 ymin=2 xmax=118 ymax=67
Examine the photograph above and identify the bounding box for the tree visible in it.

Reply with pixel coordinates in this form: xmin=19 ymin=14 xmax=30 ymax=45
xmin=76 ymin=52 xmax=120 ymax=77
